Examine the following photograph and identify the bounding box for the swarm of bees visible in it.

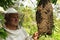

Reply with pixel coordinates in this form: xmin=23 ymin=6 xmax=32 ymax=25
xmin=36 ymin=0 xmax=54 ymax=37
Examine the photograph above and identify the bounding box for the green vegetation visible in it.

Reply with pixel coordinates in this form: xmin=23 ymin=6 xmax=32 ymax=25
xmin=0 ymin=0 xmax=60 ymax=40
xmin=0 ymin=0 xmax=17 ymax=10
xmin=0 ymin=28 xmax=7 ymax=40
xmin=18 ymin=6 xmax=38 ymax=35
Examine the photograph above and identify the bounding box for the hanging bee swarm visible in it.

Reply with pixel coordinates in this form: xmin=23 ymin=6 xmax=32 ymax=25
xmin=36 ymin=0 xmax=54 ymax=36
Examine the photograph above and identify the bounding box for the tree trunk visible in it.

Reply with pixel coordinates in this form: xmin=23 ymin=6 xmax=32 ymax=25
xmin=36 ymin=0 xmax=54 ymax=37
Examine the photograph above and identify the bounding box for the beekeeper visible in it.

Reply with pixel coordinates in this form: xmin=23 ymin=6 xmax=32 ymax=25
xmin=0 ymin=7 xmax=38 ymax=40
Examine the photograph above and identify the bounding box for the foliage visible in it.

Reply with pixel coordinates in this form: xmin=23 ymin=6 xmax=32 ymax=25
xmin=17 ymin=6 xmax=38 ymax=35
xmin=0 ymin=28 xmax=7 ymax=40
xmin=51 ymin=0 xmax=57 ymax=5
xmin=0 ymin=0 xmax=16 ymax=10
xmin=36 ymin=0 xmax=57 ymax=5
xmin=0 ymin=13 xmax=7 ymax=40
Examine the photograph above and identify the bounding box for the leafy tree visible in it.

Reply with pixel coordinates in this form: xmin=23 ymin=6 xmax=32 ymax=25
xmin=0 ymin=0 xmax=16 ymax=10
xmin=51 ymin=0 xmax=57 ymax=5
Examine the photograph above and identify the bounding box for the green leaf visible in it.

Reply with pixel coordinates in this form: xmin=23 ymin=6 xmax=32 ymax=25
xmin=0 ymin=28 xmax=8 ymax=40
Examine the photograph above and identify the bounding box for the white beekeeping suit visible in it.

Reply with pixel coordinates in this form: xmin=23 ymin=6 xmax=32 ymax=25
xmin=4 ymin=25 xmax=33 ymax=40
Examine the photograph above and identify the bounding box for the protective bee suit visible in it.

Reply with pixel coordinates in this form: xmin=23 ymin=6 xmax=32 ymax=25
xmin=3 ymin=25 xmax=33 ymax=40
